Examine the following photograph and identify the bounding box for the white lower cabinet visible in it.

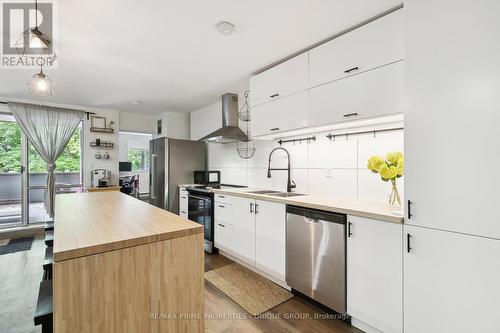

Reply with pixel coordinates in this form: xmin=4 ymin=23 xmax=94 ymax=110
xmin=404 ymin=225 xmax=500 ymax=333
xmin=179 ymin=188 xmax=188 ymax=218
xmin=255 ymin=199 xmax=286 ymax=281
xmin=214 ymin=221 xmax=233 ymax=251
xmin=214 ymin=194 xmax=286 ymax=282
xmin=231 ymin=196 xmax=256 ymax=265
xmin=347 ymin=216 xmax=403 ymax=333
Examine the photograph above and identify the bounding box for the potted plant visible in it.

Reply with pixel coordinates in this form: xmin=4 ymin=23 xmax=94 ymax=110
xmin=367 ymin=152 xmax=404 ymax=206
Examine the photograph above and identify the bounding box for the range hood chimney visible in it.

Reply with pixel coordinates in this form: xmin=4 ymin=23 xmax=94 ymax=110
xmin=199 ymin=93 xmax=249 ymax=143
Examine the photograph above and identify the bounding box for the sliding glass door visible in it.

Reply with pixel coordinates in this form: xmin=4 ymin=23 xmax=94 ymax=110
xmin=0 ymin=111 xmax=83 ymax=228
xmin=26 ymin=124 xmax=83 ymax=224
xmin=0 ymin=114 xmax=25 ymax=228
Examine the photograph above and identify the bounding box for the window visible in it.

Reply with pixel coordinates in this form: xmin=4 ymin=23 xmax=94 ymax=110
xmin=128 ymin=148 xmax=149 ymax=171
xmin=119 ymin=132 xmax=152 ymax=172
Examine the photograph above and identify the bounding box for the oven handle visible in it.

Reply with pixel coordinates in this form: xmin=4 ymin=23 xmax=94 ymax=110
xmin=188 ymin=194 xmax=211 ymax=201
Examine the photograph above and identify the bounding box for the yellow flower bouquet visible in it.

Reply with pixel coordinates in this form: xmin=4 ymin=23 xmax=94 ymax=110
xmin=367 ymin=152 xmax=404 ymax=205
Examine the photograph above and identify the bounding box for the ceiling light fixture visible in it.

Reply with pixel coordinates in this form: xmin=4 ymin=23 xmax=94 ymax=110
xmin=16 ymin=0 xmax=56 ymax=60
xmin=215 ymin=21 xmax=236 ymax=36
xmin=28 ymin=67 xmax=54 ymax=96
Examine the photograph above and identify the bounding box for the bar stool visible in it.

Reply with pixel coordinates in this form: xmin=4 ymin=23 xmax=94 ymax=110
xmin=43 ymin=246 xmax=53 ymax=281
xmin=44 ymin=230 xmax=54 ymax=247
xmin=34 ymin=279 xmax=53 ymax=333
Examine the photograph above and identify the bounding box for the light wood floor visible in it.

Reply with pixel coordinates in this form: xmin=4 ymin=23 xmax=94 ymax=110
xmin=204 ymin=253 xmax=361 ymax=333
xmin=0 ymin=234 xmax=361 ymax=333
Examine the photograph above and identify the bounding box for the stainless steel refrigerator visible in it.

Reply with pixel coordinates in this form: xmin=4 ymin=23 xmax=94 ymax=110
xmin=149 ymin=137 xmax=206 ymax=213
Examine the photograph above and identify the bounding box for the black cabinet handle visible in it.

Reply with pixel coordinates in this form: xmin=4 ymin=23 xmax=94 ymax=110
xmin=270 ymin=127 xmax=280 ymax=131
xmin=344 ymin=66 xmax=359 ymax=74
xmin=181 ymin=210 xmax=186 ymax=214
xmin=407 ymin=233 xmax=412 ymax=253
xmin=348 ymin=222 xmax=353 ymax=237
xmin=343 ymin=112 xmax=358 ymax=118
xmin=407 ymin=200 xmax=413 ymax=219
xmin=270 ymin=93 xmax=279 ymax=98
xmin=218 ymin=195 xmax=225 ymax=198
xmin=181 ymin=196 xmax=187 ymax=199
xmin=250 ymin=203 xmax=254 ymax=213
xmin=255 ymin=203 xmax=259 ymax=214
xmin=218 ymin=205 xmax=225 ymax=208
xmin=218 ymin=223 xmax=225 ymax=228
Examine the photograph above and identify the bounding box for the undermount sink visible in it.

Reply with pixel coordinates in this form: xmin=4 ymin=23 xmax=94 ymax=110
xmin=267 ymin=192 xmax=306 ymax=198
xmin=247 ymin=190 xmax=281 ymax=195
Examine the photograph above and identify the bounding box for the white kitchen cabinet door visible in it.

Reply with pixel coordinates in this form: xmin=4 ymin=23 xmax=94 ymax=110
xmin=214 ymin=221 xmax=233 ymax=252
xmin=404 ymin=0 xmax=500 ymax=239
xmin=255 ymin=200 xmax=286 ymax=281
xmin=404 ymin=225 xmax=500 ymax=332
xmin=230 ymin=196 xmax=256 ymax=265
xmin=250 ymin=53 xmax=308 ymax=107
xmin=179 ymin=189 xmax=188 ymax=218
xmin=347 ymin=216 xmax=402 ymax=333
xmin=251 ymin=90 xmax=309 ymax=137
xmin=309 ymin=9 xmax=403 ymax=88
xmin=308 ymin=60 xmax=403 ymax=127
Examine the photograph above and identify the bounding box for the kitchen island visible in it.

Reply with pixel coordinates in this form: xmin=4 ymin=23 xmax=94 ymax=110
xmin=53 ymin=192 xmax=204 ymax=333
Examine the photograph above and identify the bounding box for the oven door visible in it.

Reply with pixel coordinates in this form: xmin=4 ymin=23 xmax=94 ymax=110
xmin=187 ymin=193 xmax=213 ymax=242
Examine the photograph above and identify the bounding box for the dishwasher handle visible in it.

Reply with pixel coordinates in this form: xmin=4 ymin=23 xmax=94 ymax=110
xmin=287 ymin=205 xmax=346 ymax=224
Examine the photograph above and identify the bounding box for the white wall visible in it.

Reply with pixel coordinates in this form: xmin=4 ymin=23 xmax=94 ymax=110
xmin=208 ymin=127 xmax=404 ymax=204
xmin=154 ymin=111 xmax=190 ymax=139
xmin=119 ymin=111 xmax=156 ymax=134
xmin=83 ymin=109 xmax=120 ymax=187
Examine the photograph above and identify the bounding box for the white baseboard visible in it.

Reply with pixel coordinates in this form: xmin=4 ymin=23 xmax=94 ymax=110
xmin=351 ymin=317 xmax=384 ymax=333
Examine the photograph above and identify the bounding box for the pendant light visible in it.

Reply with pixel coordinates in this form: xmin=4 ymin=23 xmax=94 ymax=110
xmin=28 ymin=66 xmax=54 ymax=96
xmin=16 ymin=0 xmax=56 ymax=61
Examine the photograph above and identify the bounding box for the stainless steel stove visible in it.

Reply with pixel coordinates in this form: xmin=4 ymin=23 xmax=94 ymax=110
xmin=185 ymin=183 xmax=246 ymax=253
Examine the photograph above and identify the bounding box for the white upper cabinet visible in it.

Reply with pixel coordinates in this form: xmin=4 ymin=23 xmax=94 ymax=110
xmin=255 ymin=200 xmax=286 ymax=281
xmin=250 ymin=53 xmax=309 ymax=107
xmin=404 ymin=0 xmax=500 ymax=239
xmin=309 ymin=9 xmax=404 ymax=88
xmin=251 ymin=90 xmax=308 ymax=137
xmin=309 ymin=60 xmax=403 ymax=126
xmin=347 ymin=216 xmax=403 ymax=333
xmin=404 ymin=225 xmax=500 ymax=332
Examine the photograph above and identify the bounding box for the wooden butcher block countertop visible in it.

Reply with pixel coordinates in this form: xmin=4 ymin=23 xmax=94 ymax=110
xmin=53 ymin=191 xmax=203 ymax=262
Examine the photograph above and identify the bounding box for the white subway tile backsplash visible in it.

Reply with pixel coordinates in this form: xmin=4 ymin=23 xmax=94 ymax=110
xmin=247 ymin=168 xmax=273 ymax=189
xmin=309 ymin=133 xmax=357 ymax=169
xmin=358 ymin=168 xmax=405 ymax=203
xmin=207 ymin=126 xmax=404 ymax=203
xmin=225 ymin=168 xmax=248 ymax=186
xmin=357 ymin=130 xmax=404 ymax=168
xmin=207 ymin=143 xmax=226 ymax=168
xmin=272 ymin=168 xmax=309 ymax=193
xmin=308 ymin=169 xmax=357 ymax=199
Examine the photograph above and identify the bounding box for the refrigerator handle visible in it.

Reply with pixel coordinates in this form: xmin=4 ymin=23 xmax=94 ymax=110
xmin=150 ymin=154 xmax=157 ymax=199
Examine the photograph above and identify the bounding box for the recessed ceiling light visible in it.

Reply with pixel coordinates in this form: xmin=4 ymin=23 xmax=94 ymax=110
xmin=215 ymin=21 xmax=236 ymax=36
xmin=129 ymin=100 xmax=141 ymax=105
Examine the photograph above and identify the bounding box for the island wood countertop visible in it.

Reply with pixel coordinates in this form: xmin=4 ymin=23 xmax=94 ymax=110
xmin=53 ymin=191 xmax=203 ymax=262
xmin=211 ymin=188 xmax=404 ymax=224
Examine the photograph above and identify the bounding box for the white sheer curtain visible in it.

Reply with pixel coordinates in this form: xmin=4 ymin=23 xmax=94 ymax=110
xmin=8 ymin=102 xmax=85 ymax=219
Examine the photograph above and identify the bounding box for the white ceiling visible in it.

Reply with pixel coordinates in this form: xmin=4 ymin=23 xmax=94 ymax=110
xmin=0 ymin=0 xmax=402 ymax=114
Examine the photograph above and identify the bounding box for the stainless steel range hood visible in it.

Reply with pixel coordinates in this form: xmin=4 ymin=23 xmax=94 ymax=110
xmin=199 ymin=93 xmax=249 ymax=143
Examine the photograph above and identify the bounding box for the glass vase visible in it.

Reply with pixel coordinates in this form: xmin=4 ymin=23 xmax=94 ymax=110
xmin=389 ymin=179 xmax=401 ymax=206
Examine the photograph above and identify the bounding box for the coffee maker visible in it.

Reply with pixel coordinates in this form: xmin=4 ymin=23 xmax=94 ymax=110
xmin=91 ymin=169 xmax=111 ymax=188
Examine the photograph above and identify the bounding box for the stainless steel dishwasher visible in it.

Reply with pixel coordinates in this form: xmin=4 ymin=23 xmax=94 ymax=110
xmin=286 ymin=205 xmax=346 ymax=313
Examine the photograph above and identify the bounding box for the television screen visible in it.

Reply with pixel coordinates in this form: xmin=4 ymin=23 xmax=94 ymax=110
xmin=119 ymin=162 xmax=132 ymax=172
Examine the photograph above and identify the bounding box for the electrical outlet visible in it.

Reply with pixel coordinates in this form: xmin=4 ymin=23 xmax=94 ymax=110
xmin=326 ymin=168 xmax=333 ymax=179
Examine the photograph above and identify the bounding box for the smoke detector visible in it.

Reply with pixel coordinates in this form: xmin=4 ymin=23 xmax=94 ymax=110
xmin=215 ymin=21 xmax=236 ymax=36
